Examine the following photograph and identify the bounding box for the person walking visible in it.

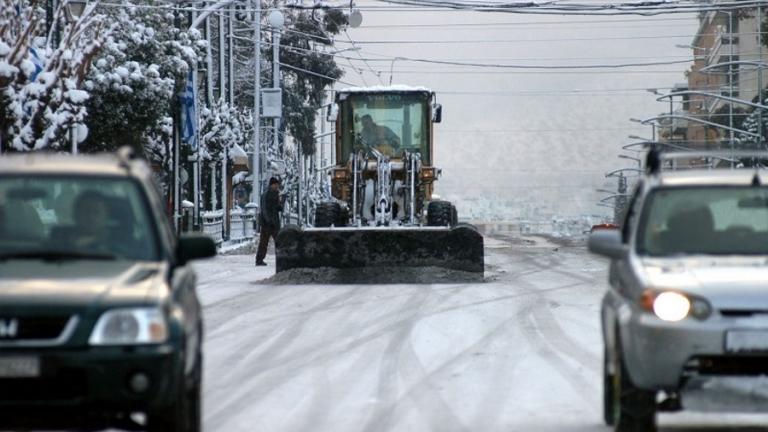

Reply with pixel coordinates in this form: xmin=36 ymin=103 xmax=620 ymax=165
xmin=255 ymin=177 xmax=283 ymax=266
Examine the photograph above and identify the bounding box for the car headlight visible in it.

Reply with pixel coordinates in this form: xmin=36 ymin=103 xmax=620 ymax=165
xmin=653 ymin=292 xmax=691 ymax=322
xmin=89 ymin=307 xmax=168 ymax=345
xmin=640 ymin=289 xmax=711 ymax=322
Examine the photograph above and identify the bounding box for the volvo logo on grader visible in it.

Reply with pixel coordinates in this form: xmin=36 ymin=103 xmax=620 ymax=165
xmin=0 ymin=319 xmax=19 ymax=338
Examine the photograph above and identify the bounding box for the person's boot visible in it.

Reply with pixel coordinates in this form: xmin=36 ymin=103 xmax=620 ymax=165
xmin=255 ymin=257 xmax=267 ymax=266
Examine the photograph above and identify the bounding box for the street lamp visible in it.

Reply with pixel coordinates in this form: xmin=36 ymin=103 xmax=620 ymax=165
xmin=630 ymin=118 xmax=656 ymax=142
xmin=618 ymin=154 xmax=642 ymax=169
xmin=606 ymin=168 xmax=642 ymax=178
xmin=328 ymin=47 xmax=361 ymax=56
xmin=622 ymin=142 xmax=647 ymax=151
xmin=348 ymin=8 xmax=363 ymax=28
xmin=65 ymin=0 xmax=87 ymax=22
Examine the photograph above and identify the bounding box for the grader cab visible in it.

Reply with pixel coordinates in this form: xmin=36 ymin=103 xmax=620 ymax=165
xmin=276 ymin=86 xmax=484 ymax=275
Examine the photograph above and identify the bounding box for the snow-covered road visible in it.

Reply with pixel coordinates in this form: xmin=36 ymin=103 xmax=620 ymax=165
xmin=196 ymin=232 xmax=768 ymax=432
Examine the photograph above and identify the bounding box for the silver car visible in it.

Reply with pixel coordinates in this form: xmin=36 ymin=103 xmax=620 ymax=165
xmin=590 ymin=157 xmax=768 ymax=432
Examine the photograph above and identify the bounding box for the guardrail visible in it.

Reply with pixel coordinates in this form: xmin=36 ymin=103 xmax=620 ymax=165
xmin=200 ymin=208 xmax=258 ymax=246
xmin=229 ymin=208 xmax=257 ymax=241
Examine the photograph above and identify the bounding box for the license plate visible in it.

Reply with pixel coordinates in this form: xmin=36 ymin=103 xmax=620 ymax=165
xmin=726 ymin=330 xmax=768 ymax=353
xmin=0 ymin=356 xmax=41 ymax=378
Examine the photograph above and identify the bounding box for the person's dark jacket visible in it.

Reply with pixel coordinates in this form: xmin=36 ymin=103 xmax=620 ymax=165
xmin=259 ymin=188 xmax=283 ymax=229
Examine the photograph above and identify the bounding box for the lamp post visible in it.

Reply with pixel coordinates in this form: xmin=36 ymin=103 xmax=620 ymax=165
xmin=64 ymin=0 xmax=87 ymax=155
xmin=268 ymin=9 xmax=285 ymax=219
xmin=618 ymin=154 xmax=642 ymax=169
xmin=251 ymin=0 xmax=262 ymax=204
xmin=630 ymin=117 xmax=655 ymax=142
xmin=269 ymin=9 xmax=284 ymax=159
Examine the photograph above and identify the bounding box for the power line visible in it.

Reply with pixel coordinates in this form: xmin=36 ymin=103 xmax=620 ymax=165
xmin=441 ymin=127 xmax=652 ymax=132
xmin=343 ymin=29 xmax=384 ymax=85
xmin=367 ymin=0 xmax=768 ymax=16
xmin=354 ymin=56 xmax=693 ymax=70
xmin=354 ymin=16 xmax=698 ymax=28
xmin=358 ymin=69 xmax=688 ymax=74
xmin=334 ymin=32 xmax=763 ymax=45
xmin=278 ymin=62 xmax=358 ymax=86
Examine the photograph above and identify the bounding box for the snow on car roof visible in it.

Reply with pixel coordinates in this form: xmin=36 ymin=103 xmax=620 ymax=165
xmin=337 ymin=85 xmax=433 ymax=94
xmin=655 ymin=169 xmax=768 ymax=187
xmin=0 ymin=152 xmax=138 ymax=176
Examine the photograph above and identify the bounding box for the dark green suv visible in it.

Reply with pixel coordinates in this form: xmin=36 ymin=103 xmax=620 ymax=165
xmin=0 ymin=150 xmax=215 ymax=431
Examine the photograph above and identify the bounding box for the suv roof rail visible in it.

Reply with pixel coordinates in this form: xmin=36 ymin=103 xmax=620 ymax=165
xmin=646 ymin=150 xmax=768 ymax=174
xmin=116 ymin=146 xmax=137 ymax=170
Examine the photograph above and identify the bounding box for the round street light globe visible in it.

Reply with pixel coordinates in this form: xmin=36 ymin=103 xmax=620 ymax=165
xmin=348 ymin=9 xmax=363 ymax=28
xmin=268 ymin=10 xmax=285 ymax=30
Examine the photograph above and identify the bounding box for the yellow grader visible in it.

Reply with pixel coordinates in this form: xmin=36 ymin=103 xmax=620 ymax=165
xmin=276 ymin=86 xmax=484 ymax=275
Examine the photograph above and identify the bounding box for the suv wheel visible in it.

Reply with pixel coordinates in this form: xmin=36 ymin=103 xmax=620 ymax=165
xmin=613 ymin=342 xmax=656 ymax=432
xmin=148 ymin=355 xmax=202 ymax=432
xmin=603 ymin=347 xmax=614 ymax=426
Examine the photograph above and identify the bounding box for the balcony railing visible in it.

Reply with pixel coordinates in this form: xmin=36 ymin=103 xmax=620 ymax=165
xmin=707 ymin=32 xmax=738 ymax=65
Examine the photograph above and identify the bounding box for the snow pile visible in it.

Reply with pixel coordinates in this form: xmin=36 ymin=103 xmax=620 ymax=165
xmin=260 ymin=266 xmax=484 ymax=285
xmin=448 ymin=194 xmax=611 ymax=238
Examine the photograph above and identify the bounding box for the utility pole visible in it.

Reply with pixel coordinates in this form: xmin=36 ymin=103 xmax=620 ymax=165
xmin=729 ymin=10 xmax=735 ymax=164
xmin=251 ymin=0 xmax=262 ymax=205
xmin=759 ymin=2 xmax=764 ymax=149
xmin=219 ymin=9 xmax=228 ymax=236
xmin=272 ymin=27 xmax=280 ymax=162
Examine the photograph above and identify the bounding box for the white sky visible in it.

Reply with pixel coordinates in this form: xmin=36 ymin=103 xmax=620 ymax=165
xmin=339 ymin=2 xmax=700 ymax=220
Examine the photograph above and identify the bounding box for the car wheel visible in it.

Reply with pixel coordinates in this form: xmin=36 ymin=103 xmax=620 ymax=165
xmin=187 ymin=352 xmax=203 ymax=432
xmin=613 ymin=341 xmax=657 ymax=432
xmin=147 ymin=356 xmax=201 ymax=432
xmin=603 ymin=347 xmax=614 ymax=426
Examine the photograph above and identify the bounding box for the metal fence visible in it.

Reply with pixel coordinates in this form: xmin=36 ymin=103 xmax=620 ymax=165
xmin=229 ymin=208 xmax=256 ymax=241
xmin=200 ymin=209 xmax=257 ymax=246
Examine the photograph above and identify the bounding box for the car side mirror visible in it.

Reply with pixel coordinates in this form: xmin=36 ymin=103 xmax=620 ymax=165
xmin=432 ymin=104 xmax=442 ymax=123
xmin=176 ymin=233 xmax=217 ymax=266
xmin=588 ymin=230 xmax=627 ymax=260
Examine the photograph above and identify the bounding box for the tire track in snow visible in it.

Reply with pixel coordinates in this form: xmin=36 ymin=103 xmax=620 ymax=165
xmin=204 ymin=286 xmax=364 ymax=427
xmin=494 ymin=245 xmax=599 ymax=408
xmin=368 ymin=309 xmax=534 ymax=432
xmin=204 ymin=286 xmax=299 ymax=336
xmin=517 ymin=300 xmax=596 ymax=408
xmin=359 ymin=288 xmax=433 ymax=432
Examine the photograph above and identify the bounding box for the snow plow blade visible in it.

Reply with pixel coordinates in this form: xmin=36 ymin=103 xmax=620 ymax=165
xmin=275 ymin=224 xmax=484 ymax=274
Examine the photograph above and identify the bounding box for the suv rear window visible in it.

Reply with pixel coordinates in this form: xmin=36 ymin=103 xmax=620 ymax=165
xmin=0 ymin=175 xmax=160 ymax=261
xmin=637 ymin=187 xmax=768 ymax=256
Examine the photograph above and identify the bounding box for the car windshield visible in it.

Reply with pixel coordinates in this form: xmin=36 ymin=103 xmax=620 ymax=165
xmin=637 ymin=186 xmax=768 ymax=256
xmin=0 ymin=175 xmax=160 ymax=261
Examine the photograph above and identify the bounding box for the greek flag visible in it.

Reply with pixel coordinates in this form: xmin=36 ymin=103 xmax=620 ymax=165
xmin=29 ymin=47 xmax=43 ymax=82
xmin=180 ymin=70 xmax=198 ymax=150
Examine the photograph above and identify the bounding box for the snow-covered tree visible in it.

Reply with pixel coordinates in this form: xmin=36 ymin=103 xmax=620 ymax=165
xmin=276 ymin=7 xmax=346 ymax=155
xmin=0 ymin=0 xmax=108 ymax=151
xmin=199 ymin=98 xmax=250 ymax=159
xmin=82 ymin=1 xmax=205 ymax=166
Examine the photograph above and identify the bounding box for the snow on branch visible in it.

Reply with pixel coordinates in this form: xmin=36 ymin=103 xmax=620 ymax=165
xmin=1 ymin=0 xmax=110 ymax=151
